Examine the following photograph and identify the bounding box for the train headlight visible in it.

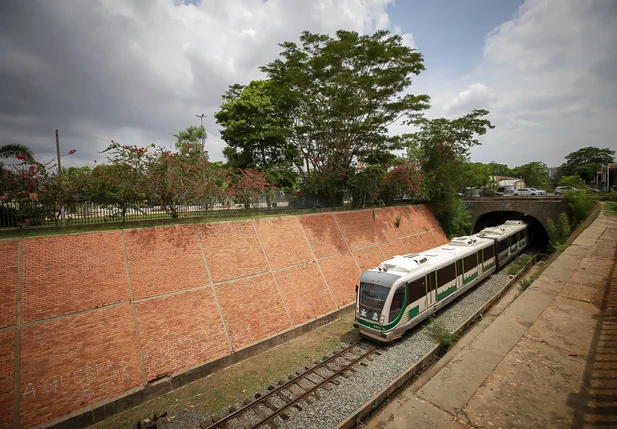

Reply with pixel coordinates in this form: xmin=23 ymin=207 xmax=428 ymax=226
xmin=379 ymin=314 xmax=385 ymax=325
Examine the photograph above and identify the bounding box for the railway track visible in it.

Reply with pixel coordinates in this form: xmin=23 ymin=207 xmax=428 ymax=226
xmin=200 ymin=341 xmax=381 ymax=429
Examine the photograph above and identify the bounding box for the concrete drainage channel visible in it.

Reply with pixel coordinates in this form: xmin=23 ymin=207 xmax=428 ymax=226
xmin=274 ymin=255 xmax=540 ymax=429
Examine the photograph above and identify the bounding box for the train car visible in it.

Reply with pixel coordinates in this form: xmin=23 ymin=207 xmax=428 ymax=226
xmin=353 ymin=221 xmax=527 ymax=342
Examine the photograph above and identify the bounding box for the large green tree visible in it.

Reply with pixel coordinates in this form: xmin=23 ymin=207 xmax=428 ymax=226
xmin=260 ymin=29 xmax=430 ymax=201
xmin=404 ymin=109 xmax=494 ymax=236
xmin=557 ymin=146 xmax=615 ymax=183
xmin=215 ymin=80 xmax=294 ymax=168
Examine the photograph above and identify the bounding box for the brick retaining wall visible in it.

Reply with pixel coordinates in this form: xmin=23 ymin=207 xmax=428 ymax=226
xmin=0 ymin=205 xmax=447 ymax=428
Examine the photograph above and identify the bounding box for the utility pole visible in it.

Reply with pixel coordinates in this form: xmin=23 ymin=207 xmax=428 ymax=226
xmin=55 ymin=129 xmax=65 ymax=225
xmin=195 ymin=114 xmax=206 ymax=158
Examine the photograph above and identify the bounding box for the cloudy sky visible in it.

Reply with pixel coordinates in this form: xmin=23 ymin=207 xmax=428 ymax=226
xmin=1 ymin=0 xmax=616 ymax=169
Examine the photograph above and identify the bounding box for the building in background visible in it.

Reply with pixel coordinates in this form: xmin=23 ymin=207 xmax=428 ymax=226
xmin=596 ymin=164 xmax=617 ymax=191
xmin=491 ymin=176 xmax=526 ymax=192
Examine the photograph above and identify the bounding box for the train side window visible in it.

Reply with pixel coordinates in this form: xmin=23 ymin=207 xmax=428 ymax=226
xmin=389 ymin=287 xmax=405 ymax=321
xmin=437 ymin=263 xmax=456 ymax=287
xmin=456 ymin=259 xmax=463 ymax=276
xmin=484 ymin=245 xmax=494 ymax=259
xmin=406 ymin=278 xmax=426 ymax=304
xmin=463 ymin=253 xmax=478 ymax=271
xmin=498 ymin=239 xmax=508 ymax=253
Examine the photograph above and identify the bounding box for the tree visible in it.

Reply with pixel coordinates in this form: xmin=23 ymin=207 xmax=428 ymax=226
xmin=174 ymin=125 xmax=208 ymax=159
xmin=215 ymin=80 xmax=294 ymax=171
xmin=260 ymin=30 xmax=430 ymax=202
xmin=512 ymin=161 xmax=549 ymax=189
xmin=559 ymin=175 xmax=584 ymax=188
xmin=558 ymin=146 xmax=615 ymax=183
xmin=462 ymin=162 xmax=491 ymax=191
xmin=565 ymin=146 xmax=615 ymax=167
xmin=404 ymin=109 xmax=494 ymax=237
xmin=487 ymin=162 xmax=513 ymax=178
xmin=0 ymin=144 xmax=34 ymax=161
xmin=95 ymin=142 xmax=154 ymax=220
xmin=405 ymin=109 xmax=494 ymax=202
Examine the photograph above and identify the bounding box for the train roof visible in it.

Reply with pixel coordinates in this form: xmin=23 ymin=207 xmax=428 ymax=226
xmin=360 ymin=220 xmax=526 ymax=286
xmin=475 ymin=220 xmax=526 ymax=240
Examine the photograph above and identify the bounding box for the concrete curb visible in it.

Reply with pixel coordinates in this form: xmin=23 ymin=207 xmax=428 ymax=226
xmin=335 ymin=256 xmax=537 ymax=429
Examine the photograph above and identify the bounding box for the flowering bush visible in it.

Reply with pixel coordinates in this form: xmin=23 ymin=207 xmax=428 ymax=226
xmin=229 ymin=169 xmax=273 ymax=209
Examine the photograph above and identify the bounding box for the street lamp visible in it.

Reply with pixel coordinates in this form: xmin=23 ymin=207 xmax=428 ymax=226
xmin=195 ymin=114 xmax=206 ymax=158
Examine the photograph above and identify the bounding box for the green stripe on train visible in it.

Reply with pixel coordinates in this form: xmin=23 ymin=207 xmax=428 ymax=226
xmin=438 ymin=285 xmax=456 ymax=300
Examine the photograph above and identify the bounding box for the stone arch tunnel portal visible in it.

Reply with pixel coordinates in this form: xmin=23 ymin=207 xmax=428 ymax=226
xmin=472 ymin=211 xmax=549 ymax=250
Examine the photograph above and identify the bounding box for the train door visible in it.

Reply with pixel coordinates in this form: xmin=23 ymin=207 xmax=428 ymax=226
xmin=478 ymin=249 xmax=484 ymax=276
xmin=456 ymin=259 xmax=463 ymax=288
xmin=426 ymin=271 xmax=437 ymax=307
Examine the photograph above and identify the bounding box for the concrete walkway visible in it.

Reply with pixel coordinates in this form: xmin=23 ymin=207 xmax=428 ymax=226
xmin=366 ymin=212 xmax=617 ymax=429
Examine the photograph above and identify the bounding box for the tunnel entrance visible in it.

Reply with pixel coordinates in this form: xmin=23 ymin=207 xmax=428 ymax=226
xmin=472 ymin=211 xmax=549 ymax=250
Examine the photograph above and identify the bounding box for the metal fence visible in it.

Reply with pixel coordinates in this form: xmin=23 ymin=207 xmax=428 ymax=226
xmin=0 ymin=192 xmax=345 ymax=229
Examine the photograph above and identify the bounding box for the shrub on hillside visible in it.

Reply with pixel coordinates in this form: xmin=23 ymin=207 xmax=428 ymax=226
xmin=563 ymin=190 xmax=595 ymax=225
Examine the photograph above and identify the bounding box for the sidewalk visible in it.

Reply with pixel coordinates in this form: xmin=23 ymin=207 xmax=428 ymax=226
xmin=366 ymin=212 xmax=617 ymax=429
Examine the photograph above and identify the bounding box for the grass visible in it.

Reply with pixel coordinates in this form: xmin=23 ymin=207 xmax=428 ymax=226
xmin=603 ymin=202 xmax=617 ymax=215
xmin=427 ymin=319 xmax=459 ymax=349
xmin=91 ymin=312 xmax=358 ymax=429
xmin=507 ymin=253 xmax=535 ymax=276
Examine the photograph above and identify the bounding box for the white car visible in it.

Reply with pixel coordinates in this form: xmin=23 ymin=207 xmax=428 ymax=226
xmin=513 ymin=188 xmax=539 ymax=196
xmin=528 ymin=188 xmax=546 ymax=195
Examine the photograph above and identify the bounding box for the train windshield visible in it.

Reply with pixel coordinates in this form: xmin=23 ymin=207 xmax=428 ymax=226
xmin=358 ymin=282 xmax=389 ymax=322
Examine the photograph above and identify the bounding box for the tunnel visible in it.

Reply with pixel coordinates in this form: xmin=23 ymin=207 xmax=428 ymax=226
xmin=472 ymin=211 xmax=549 ymax=251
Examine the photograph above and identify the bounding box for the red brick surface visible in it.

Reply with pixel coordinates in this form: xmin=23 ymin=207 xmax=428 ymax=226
xmin=21 ymin=232 xmax=129 ymax=323
xmin=136 ymin=289 xmax=230 ymax=380
xmin=352 ymin=245 xmax=386 ymax=271
xmin=319 ymin=253 xmax=361 ymax=306
xmin=372 ymin=208 xmax=399 ymax=243
xmin=0 ymin=330 xmax=14 ymax=429
xmin=379 ymin=240 xmax=408 ymax=260
xmin=199 ymin=222 xmax=269 ymax=283
xmin=125 ymin=225 xmax=209 ymax=299
xmin=334 ymin=210 xmax=376 ymax=249
xmin=19 ymin=305 xmax=142 ymax=428
xmin=255 ymin=217 xmax=313 ymax=269
xmin=0 ymin=241 xmax=18 ymax=328
xmin=11 ymin=204 xmax=446 ymax=428
xmin=274 ymin=263 xmax=336 ymax=325
xmin=299 ymin=214 xmax=348 ymax=258
xmin=402 ymin=234 xmax=426 ymax=253
xmin=216 ymin=274 xmax=292 ymax=350
xmin=391 ymin=206 xmax=417 ymax=236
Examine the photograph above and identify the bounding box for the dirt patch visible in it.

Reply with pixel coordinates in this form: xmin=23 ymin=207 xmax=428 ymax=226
xmin=91 ymin=311 xmax=358 ymax=429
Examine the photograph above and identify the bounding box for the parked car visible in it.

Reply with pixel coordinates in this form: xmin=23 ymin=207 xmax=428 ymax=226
xmin=513 ymin=188 xmax=537 ymax=196
xmin=584 ymin=186 xmax=599 ymax=194
xmin=554 ymin=186 xmax=577 ymax=195
xmin=528 ymin=188 xmax=547 ymax=195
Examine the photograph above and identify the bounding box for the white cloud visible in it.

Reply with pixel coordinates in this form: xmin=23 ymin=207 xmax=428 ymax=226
xmin=426 ymin=0 xmax=617 ymax=167
xmin=444 ymin=82 xmax=495 ymax=114
xmin=0 ymin=0 xmax=411 ymax=166
xmin=1 ymin=0 xmax=615 ymax=171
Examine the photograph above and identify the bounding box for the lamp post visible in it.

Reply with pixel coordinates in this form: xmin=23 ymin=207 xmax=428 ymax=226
xmin=195 ymin=114 xmax=206 ymax=158
xmin=55 ymin=129 xmax=66 ymax=225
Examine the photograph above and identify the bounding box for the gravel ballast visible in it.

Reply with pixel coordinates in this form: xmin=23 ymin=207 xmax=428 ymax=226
xmin=282 ymin=269 xmax=513 ymax=429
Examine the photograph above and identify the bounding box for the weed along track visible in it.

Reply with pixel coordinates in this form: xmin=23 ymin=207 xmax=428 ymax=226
xmin=201 ymin=342 xmax=381 ymax=429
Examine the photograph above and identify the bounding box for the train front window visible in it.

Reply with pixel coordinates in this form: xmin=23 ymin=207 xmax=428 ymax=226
xmin=359 ymin=282 xmax=389 ymax=322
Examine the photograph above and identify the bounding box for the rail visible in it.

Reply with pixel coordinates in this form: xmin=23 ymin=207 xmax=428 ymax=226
xmin=201 ymin=342 xmax=381 ymax=429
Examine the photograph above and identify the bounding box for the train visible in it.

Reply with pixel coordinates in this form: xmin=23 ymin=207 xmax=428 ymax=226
xmin=353 ymin=220 xmax=528 ymax=342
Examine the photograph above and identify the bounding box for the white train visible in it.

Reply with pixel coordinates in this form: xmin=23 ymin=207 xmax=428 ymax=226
xmin=353 ymin=221 xmax=527 ymax=342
